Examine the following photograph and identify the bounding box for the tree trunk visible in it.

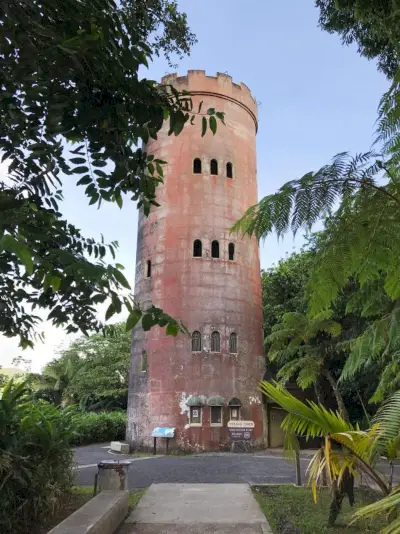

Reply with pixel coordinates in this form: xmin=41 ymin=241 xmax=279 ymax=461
xmin=323 ymin=369 xmax=349 ymax=422
xmin=323 ymin=369 xmax=354 ymax=526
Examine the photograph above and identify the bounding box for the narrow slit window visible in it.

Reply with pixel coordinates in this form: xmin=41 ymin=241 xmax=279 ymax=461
xmin=210 ymin=406 xmax=223 ymax=425
xmin=146 ymin=260 xmax=151 ymax=278
xmin=141 ymin=350 xmax=148 ymax=372
xmin=226 ymin=162 xmax=233 ymax=178
xmin=193 ymin=158 xmax=202 ymax=174
xmin=193 ymin=239 xmax=202 ymax=257
xmin=210 ymin=159 xmax=218 ymax=175
xmin=190 ymin=406 xmax=202 ymax=425
xmin=229 ymin=332 xmax=237 ymax=354
xmin=211 ymin=331 xmax=220 ymax=353
xmin=192 ymin=331 xmax=202 ymax=352
xmin=228 ymin=243 xmax=235 ymax=261
xmin=211 ymin=240 xmax=219 ymax=258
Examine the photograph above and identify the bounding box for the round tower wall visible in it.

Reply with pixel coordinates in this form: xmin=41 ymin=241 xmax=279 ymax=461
xmin=127 ymin=71 xmax=264 ymax=452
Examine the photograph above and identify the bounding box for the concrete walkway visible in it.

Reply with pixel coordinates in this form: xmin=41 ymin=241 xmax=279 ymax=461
xmin=121 ymin=483 xmax=272 ymax=533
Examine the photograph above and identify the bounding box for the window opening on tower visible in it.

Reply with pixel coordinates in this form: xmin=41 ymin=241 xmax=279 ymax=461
xmin=192 ymin=331 xmax=202 ymax=352
xmin=193 ymin=158 xmax=202 ymax=174
xmin=210 ymin=159 xmax=218 ymax=175
xmin=228 ymin=243 xmax=235 ymax=261
xmin=211 ymin=331 xmax=220 ymax=352
xmin=226 ymin=162 xmax=233 ymax=178
xmin=211 ymin=240 xmax=219 ymax=258
xmin=193 ymin=239 xmax=202 ymax=257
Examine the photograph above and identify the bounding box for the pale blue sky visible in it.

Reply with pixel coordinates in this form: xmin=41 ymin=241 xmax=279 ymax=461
xmin=1 ymin=0 xmax=389 ymax=370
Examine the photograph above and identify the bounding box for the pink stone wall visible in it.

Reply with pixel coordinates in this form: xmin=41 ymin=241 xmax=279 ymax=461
xmin=126 ymin=71 xmax=265 ymax=451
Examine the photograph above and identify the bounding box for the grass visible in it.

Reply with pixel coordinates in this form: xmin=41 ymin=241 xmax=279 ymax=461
xmin=37 ymin=486 xmax=146 ymax=534
xmin=253 ymin=485 xmax=387 ymax=534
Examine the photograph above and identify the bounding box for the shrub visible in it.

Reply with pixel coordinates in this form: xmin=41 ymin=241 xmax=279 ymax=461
xmin=0 ymin=380 xmax=74 ymax=534
xmin=70 ymin=410 xmax=126 ymax=445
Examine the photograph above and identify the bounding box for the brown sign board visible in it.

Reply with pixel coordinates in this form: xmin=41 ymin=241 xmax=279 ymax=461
xmin=228 ymin=427 xmax=254 ymax=441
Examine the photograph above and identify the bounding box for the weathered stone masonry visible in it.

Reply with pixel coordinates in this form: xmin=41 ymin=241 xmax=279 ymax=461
xmin=126 ymin=70 xmax=265 ymax=451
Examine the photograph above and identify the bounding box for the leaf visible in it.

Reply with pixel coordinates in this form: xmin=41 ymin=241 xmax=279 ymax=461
xmin=198 ymin=101 xmax=203 ymax=114
xmin=113 ymin=268 xmax=130 ymax=289
xmin=115 ymin=193 xmax=123 ymax=208
xmin=207 ymin=108 xmax=216 ymax=115
xmin=70 ymin=157 xmax=86 ymax=164
xmin=201 ymin=117 xmax=207 ymax=137
xmin=0 ymin=235 xmax=33 ymax=275
xmin=142 ymin=313 xmax=155 ymax=331
xmin=72 ymin=166 xmax=89 ymax=174
xmin=126 ymin=310 xmax=142 ymax=331
xmin=76 ymin=176 xmax=92 ymax=186
xmin=105 ymin=303 xmax=115 ymax=321
xmin=50 ymin=275 xmax=61 ymax=292
xmin=166 ymin=322 xmax=179 ymax=336
xmin=147 ymin=162 xmax=155 ymax=175
xmin=209 ymin=115 xmax=217 ymax=135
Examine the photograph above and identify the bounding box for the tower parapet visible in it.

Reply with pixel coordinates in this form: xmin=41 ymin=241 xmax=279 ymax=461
xmin=161 ymin=70 xmax=258 ymax=132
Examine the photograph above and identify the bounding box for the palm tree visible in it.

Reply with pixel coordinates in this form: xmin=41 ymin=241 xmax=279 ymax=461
xmin=31 ymin=357 xmax=83 ymax=406
xmin=260 ymin=380 xmax=400 ymax=531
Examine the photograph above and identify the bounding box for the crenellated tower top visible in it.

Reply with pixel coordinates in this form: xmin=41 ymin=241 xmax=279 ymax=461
xmin=161 ymin=70 xmax=258 ymax=132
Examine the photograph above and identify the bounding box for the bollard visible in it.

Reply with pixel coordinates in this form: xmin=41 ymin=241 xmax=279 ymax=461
xmin=97 ymin=459 xmax=131 ymax=491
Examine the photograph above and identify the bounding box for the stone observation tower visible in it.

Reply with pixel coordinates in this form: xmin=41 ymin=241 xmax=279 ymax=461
xmin=127 ymin=70 xmax=264 ymax=451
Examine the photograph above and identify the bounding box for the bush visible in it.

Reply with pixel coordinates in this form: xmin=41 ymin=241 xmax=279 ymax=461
xmin=0 ymin=380 xmax=74 ymax=534
xmin=70 ymin=410 xmax=126 ymax=445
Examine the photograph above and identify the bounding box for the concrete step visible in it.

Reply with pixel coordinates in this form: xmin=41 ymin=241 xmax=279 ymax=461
xmin=120 ymin=524 xmax=269 ymax=533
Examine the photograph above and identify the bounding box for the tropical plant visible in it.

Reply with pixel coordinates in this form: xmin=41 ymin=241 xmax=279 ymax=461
xmin=0 ymin=380 xmax=75 ymax=534
xmin=0 ymin=0 xmax=223 ymax=348
xmin=260 ymin=380 xmax=400 ymax=530
xmin=30 ymin=356 xmax=84 ymax=406
xmin=267 ymin=310 xmax=349 ymax=417
xmin=61 ymin=323 xmax=131 ymax=409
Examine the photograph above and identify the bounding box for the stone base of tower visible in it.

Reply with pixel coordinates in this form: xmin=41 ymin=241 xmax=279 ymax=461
xmin=126 ymin=394 xmax=265 ymax=453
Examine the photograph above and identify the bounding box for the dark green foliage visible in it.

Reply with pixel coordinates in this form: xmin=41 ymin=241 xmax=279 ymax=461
xmin=70 ymin=411 xmax=126 ymax=446
xmin=316 ymin=0 xmax=400 ymax=78
xmin=261 ymin=250 xmax=314 ymax=338
xmin=0 ymin=0 xmax=223 ymax=348
xmin=28 ymin=322 xmax=131 ymax=409
xmin=0 ymin=380 xmax=74 ymax=534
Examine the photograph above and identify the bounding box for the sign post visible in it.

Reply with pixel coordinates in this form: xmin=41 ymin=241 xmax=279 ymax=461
xmin=227 ymin=421 xmax=254 ymax=452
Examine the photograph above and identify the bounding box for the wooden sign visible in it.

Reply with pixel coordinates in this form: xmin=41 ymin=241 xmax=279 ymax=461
xmin=227 ymin=420 xmax=255 ymax=429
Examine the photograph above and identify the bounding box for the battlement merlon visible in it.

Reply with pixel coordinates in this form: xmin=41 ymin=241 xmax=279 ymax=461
xmin=161 ymin=70 xmax=258 ymax=131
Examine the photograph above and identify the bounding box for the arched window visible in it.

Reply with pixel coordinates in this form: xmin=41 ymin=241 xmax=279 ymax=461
xmin=146 ymin=260 xmax=151 ymax=278
xmin=210 ymin=159 xmax=218 ymax=175
xmin=211 ymin=240 xmax=219 ymax=258
xmin=193 ymin=158 xmax=202 ymax=174
xmin=228 ymin=243 xmax=235 ymax=261
xmin=229 ymin=333 xmax=237 ymax=353
xmin=226 ymin=162 xmax=233 ymax=178
xmin=193 ymin=239 xmax=202 ymax=257
xmin=192 ymin=331 xmax=202 ymax=352
xmin=211 ymin=331 xmax=220 ymax=352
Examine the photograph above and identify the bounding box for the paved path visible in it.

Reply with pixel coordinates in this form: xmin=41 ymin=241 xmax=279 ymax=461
xmin=74 ymin=444 xmax=311 ymax=488
xmin=120 ymin=483 xmax=272 ymax=534
xmin=74 ymin=443 xmax=399 ymax=489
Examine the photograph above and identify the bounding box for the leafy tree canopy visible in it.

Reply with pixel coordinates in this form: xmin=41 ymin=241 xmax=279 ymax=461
xmin=0 ymin=0 xmax=223 ymax=348
xmin=316 ymin=0 xmax=400 ymax=78
xmin=28 ymin=323 xmax=131 ymax=409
